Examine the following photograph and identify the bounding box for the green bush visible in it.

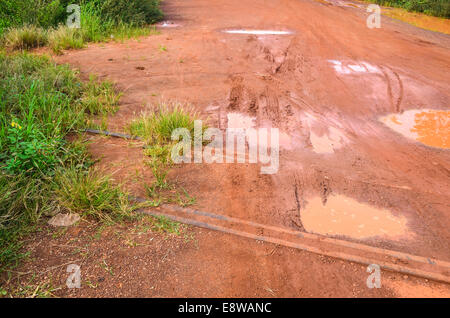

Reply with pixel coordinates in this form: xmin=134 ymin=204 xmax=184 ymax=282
xmin=101 ymin=0 xmax=163 ymax=26
xmin=2 ymin=118 xmax=61 ymax=175
xmin=372 ymin=0 xmax=450 ymax=18
xmin=0 ymin=0 xmax=66 ymax=33
xmin=0 ymin=0 xmax=163 ymax=42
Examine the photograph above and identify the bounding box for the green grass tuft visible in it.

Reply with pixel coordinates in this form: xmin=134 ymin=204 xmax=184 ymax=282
xmin=128 ymin=102 xmax=200 ymax=144
xmin=53 ymin=167 xmax=134 ymax=222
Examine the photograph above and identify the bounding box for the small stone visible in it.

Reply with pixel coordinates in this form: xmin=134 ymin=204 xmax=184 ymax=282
xmin=403 ymin=275 xmax=408 ymax=279
xmin=48 ymin=213 xmax=80 ymax=227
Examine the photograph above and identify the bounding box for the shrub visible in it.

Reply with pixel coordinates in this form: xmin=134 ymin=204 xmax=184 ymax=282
xmin=0 ymin=0 xmax=66 ymax=32
xmin=2 ymin=118 xmax=62 ymax=175
xmin=372 ymin=0 xmax=450 ymax=18
xmin=101 ymin=0 xmax=163 ymax=26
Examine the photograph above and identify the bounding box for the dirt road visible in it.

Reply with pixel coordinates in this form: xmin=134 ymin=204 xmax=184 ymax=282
xmin=52 ymin=0 xmax=450 ymax=296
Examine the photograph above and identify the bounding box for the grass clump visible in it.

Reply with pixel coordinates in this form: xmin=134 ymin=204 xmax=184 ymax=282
xmin=47 ymin=25 xmax=85 ymax=54
xmin=128 ymin=103 xmax=199 ymax=144
xmin=1 ymin=25 xmax=48 ymax=50
xmin=53 ymin=167 xmax=133 ymax=222
xmin=128 ymin=103 xmax=201 ymax=207
xmin=81 ymin=75 xmax=121 ymax=115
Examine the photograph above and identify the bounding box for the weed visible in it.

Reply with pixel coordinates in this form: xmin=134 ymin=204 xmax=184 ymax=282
xmin=100 ymin=260 xmax=114 ymax=276
xmin=81 ymin=75 xmax=121 ymax=115
xmin=175 ymin=188 xmax=197 ymax=207
xmin=151 ymin=215 xmax=183 ymax=235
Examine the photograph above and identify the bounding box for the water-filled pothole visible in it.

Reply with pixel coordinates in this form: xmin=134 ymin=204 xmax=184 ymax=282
xmin=301 ymin=195 xmax=411 ymax=240
xmin=223 ymin=30 xmax=293 ymax=35
xmin=157 ymin=21 xmax=181 ymax=28
xmin=380 ymin=109 xmax=449 ymax=149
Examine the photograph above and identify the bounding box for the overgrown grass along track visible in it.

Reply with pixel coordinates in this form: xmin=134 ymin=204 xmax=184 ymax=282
xmin=0 ymin=52 xmax=138 ymax=275
xmin=0 ymin=0 xmax=163 ymax=53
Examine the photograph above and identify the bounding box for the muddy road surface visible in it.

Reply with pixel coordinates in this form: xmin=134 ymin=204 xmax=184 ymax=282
xmin=55 ymin=0 xmax=450 ymax=296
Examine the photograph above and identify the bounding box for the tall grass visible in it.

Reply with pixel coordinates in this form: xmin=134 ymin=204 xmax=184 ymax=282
xmin=1 ymin=25 xmax=48 ymax=50
xmin=53 ymin=167 xmax=132 ymax=222
xmin=128 ymin=103 xmax=200 ymax=144
xmin=0 ymin=0 xmax=163 ymax=51
xmin=0 ymin=52 xmax=132 ymax=275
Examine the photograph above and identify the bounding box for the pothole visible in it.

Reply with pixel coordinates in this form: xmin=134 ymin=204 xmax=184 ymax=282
xmin=157 ymin=21 xmax=181 ymax=28
xmin=380 ymin=109 xmax=449 ymax=149
xmin=301 ymin=195 xmax=412 ymax=240
xmin=223 ymin=29 xmax=293 ymax=35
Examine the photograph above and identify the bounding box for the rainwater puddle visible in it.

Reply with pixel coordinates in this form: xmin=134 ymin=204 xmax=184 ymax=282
xmin=301 ymin=195 xmax=411 ymax=240
xmin=223 ymin=30 xmax=293 ymax=35
xmin=157 ymin=21 xmax=181 ymax=28
xmin=380 ymin=109 xmax=449 ymax=149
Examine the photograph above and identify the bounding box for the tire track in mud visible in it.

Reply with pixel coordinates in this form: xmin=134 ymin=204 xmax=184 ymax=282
xmin=380 ymin=65 xmax=404 ymax=113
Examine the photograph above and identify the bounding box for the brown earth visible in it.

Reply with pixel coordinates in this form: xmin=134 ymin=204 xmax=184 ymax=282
xmin=6 ymin=0 xmax=450 ymax=297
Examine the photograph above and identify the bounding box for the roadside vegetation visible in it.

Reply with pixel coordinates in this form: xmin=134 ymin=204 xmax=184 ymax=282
xmin=368 ymin=0 xmax=449 ymax=18
xmin=0 ymin=0 xmax=163 ymax=53
xmin=0 ymin=52 xmax=136 ymax=275
xmin=128 ymin=103 xmax=200 ymax=207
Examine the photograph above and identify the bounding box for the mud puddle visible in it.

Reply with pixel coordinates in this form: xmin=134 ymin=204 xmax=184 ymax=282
xmin=301 ymin=195 xmax=412 ymax=240
xmin=157 ymin=21 xmax=181 ymax=28
xmin=223 ymin=30 xmax=293 ymax=35
xmin=380 ymin=109 xmax=449 ymax=149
